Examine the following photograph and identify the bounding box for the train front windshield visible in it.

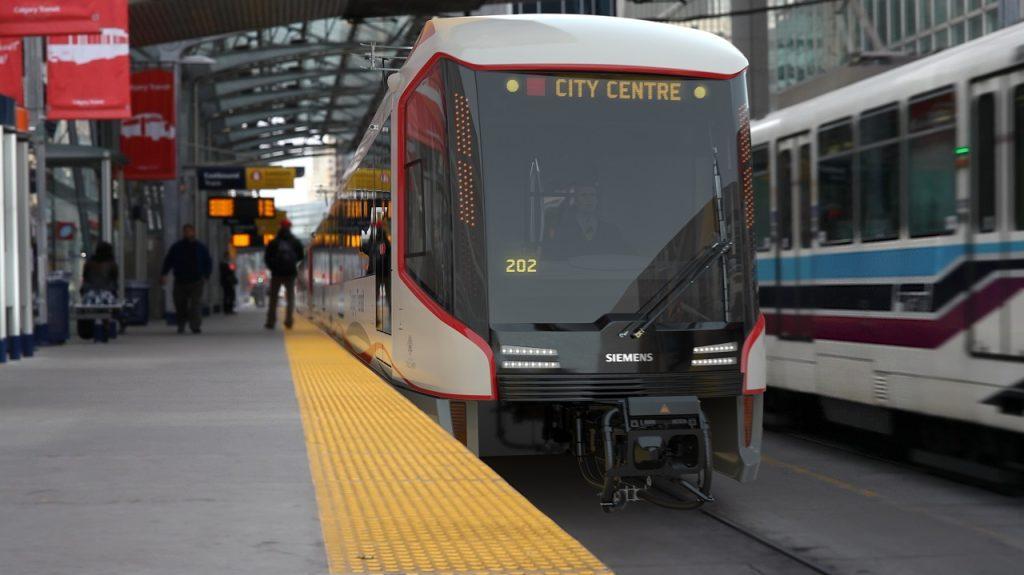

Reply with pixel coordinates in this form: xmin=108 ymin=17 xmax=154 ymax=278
xmin=471 ymin=71 xmax=750 ymax=327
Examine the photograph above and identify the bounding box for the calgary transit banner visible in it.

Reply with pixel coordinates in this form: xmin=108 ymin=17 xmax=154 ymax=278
xmin=0 ymin=38 xmax=23 ymax=106
xmin=46 ymin=0 xmax=129 ymax=119
xmin=0 ymin=1 xmax=104 ymax=36
xmin=121 ymin=68 xmax=175 ymax=181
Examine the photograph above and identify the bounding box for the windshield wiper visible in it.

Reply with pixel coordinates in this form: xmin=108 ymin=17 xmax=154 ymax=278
xmin=618 ymin=148 xmax=732 ymax=340
xmin=617 ymin=239 xmax=732 ymax=339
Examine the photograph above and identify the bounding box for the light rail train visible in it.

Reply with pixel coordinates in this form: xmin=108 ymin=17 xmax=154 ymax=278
xmin=751 ymin=23 xmax=1024 ymax=482
xmin=304 ymin=14 xmax=766 ymax=509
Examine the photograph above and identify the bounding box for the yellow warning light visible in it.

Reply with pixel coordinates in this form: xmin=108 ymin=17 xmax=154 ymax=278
xmin=506 ymin=78 xmax=520 ymax=93
xmin=231 ymin=233 xmax=251 ymax=248
xmin=693 ymin=85 xmax=707 ymax=100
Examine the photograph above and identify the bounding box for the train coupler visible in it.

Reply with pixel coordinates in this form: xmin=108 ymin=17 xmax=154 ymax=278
xmin=596 ymin=396 xmax=713 ymax=511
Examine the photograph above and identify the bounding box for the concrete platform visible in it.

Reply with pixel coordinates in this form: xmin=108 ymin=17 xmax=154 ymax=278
xmin=0 ymin=311 xmax=326 ymax=575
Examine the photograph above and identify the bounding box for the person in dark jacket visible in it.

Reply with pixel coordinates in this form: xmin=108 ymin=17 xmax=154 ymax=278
xmin=219 ymin=253 xmax=238 ymax=315
xmin=161 ymin=224 xmax=212 ymax=334
xmin=81 ymin=241 xmax=118 ymax=297
xmin=264 ymin=219 xmax=305 ymax=329
xmin=78 ymin=241 xmax=119 ymax=339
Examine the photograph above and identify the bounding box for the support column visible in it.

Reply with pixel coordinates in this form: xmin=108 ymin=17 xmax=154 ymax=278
xmin=731 ymin=0 xmax=771 ymax=119
xmin=17 ymin=139 xmax=34 ymax=355
xmin=4 ymin=131 xmax=23 ymax=359
xmin=101 ymin=153 xmax=113 ymax=244
xmin=0 ymin=128 xmax=7 ymax=362
xmin=25 ymin=37 xmax=48 ymax=340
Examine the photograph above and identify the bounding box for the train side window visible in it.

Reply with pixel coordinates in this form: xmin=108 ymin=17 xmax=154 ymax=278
xmin=974 ymin=93 xmax=996 ymax=232
xmin=859 ymin=104 xmax=901 ymax=241
xmin=908 ymin=88 xmax=957 ymax=237
xmin=404 ymin=63 xmax=454 ymax=308
xmin=817 ymin=121 xmax=854 ymax=244
xmin=776 ymin=149 xmax=792 ymax=250
xmin=1015 ymin=85 xmax=1024 ymax=230
xmin=798 ymin=143 xmax=812 ymax=248
xmin=752 ymin=146 xmax=771 ymax=250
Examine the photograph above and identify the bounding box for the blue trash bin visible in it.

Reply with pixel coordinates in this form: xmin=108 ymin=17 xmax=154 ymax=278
xmin=47 ymin=275 xmax=70 ymax=344
xmin=123 ymin=281 xmax=150 ymax=326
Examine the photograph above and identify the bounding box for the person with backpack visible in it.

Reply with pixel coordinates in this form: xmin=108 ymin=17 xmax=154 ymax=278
xmin=264 ymin=219 xmax=304 ymax=329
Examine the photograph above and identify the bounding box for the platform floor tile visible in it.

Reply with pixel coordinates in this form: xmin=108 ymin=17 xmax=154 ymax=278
xmin=283 ymin=317 xmax=611 ymax=575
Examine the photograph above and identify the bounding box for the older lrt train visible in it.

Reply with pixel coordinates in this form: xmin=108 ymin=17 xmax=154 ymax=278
xmin=751 ymin=23 xmax=1024 ymax=483
xmin=304 ymin=14 xmax=766 ymax=509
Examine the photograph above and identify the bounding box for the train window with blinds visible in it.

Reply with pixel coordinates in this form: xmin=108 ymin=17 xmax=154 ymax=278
xmin=752 ymin=146 xmax=771 ymax=251
xmin=908 ymin=88 xmax=957 ymax=237
xmin=817 ymin=120 xmax=854 ymax=244
xmin=859 ymin=104 xmax=901 ymax=242
xmin=404 ymin=62 xmax=454 ymax=308
xmin=776 ymin=149 xmax=793 ymax=250
xmin=1015 ymin=85 xmax=1024 ymax=230
xmin=974 ymin=93 xmax=996 ymax=232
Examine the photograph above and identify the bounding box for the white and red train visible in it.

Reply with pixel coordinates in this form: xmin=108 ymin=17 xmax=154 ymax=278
xmin=304 ymin=14 xmax=766 ymax=508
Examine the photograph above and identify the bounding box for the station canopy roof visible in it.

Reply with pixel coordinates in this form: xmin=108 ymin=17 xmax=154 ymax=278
xmin=127 ymin=0 xmax=496 ymax=161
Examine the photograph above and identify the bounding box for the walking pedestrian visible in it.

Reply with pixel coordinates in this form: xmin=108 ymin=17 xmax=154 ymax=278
xmin=160 ymin=224 xmax=212 ymax=334
xmin=219 ymin=253 xmax=238 ymax=315
xmin=264 ymin=219 xmax=304 ymax=329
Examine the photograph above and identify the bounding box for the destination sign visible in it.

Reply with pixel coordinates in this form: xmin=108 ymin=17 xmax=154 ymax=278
xmin=505 ymin=75 xmax=707 ymax=103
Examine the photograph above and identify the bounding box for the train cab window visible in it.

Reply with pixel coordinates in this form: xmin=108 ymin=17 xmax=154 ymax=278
xmin=817 ymin=121 xmax=854 ymax=244
xmin=1015 ymin=85 xmax=1024 ymax=230
xmin=798 ymin=144 xmax=812 ymax=248
xmin=908 ymin=89 xmax=957 ymax=237
xmin=974 ymin=93 xmax=996 ymax=232
xmin=752 ymin=146 xmax=771 ymax=250
xmin=404 ymin=63 xmax=454 ymax=308
xmin=776 ymin=149 xmax=793 ymax=250
xmin=859 ymin=104 xmax=901 ymax=241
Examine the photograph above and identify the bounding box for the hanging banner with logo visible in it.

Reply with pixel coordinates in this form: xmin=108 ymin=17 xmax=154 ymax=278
xmin=0 ymin=1 xmax=104 ymax=36
xmin=0 ymin=38 xmax=23 ymax=106
xmin=121 ymin=68 xmax=175 ymax=180
xmin=46 ymin=0 xmax=129 ymax=119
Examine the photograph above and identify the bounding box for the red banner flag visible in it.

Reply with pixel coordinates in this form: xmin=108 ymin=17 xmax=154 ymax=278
xmin=0 ymin=38 xmax=23 ymax=105
xmin=0 ymin=1 xmax=104 ymax=36
xmin=46 ymin=0 xmax=129 ymax=119
xmin=122 ymin=68 xmax=175 ymax=181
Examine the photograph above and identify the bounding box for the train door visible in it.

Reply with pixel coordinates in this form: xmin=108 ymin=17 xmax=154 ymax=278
xmin=774 ymin=134 xmax=815 ymax=340
xmin=968 ymin=72 xmax=1024 ymax=358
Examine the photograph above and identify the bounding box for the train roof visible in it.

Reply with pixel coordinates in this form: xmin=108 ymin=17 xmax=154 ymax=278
xmin=752 ymin=21 xmax=1024 ymax=140
xmin=400 ymin=14 xmax=748 ymax=81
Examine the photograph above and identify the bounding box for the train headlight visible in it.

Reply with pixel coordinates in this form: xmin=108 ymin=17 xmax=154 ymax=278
xmin=692 ymin=342 xmax=737 ymax=354
xmin=501 ymin=360 xmax=561 ymax=369
xmin=691 ymin=357 xmax=736 ymax=366
xmin=501 ymin=345 xmax=558 ymax=357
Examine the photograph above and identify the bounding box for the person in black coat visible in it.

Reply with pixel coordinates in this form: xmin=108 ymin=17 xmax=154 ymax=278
xmin=219 ymin=253 xmax=238 ymax=315
xmin=160 ymin=224 xmax=212 ymax=334
xmin=263 ymin=219 xmax=304 ymax=329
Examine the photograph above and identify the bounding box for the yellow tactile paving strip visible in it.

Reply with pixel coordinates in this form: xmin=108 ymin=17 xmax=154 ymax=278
xmin=283 ymin=317 xmax=612 ymax=575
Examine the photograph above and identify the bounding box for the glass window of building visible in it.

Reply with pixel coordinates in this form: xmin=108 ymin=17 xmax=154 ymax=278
xmin=818 ymin=121 xmax=854 ymax=244
xmin=908 ymin=89 xmax=957 ymax=237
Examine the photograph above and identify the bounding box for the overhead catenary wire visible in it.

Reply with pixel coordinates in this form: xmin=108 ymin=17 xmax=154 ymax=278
xmin=642 ymin=0 xmax=844 ymax=23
